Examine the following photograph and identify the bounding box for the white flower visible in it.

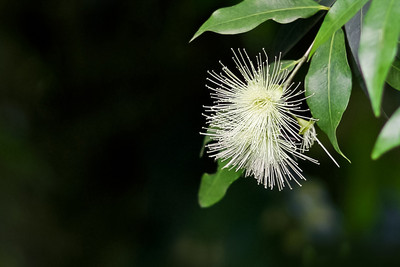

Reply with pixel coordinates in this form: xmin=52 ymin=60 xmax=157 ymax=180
xmin=203 ymin=49 xmax=318 ymax=190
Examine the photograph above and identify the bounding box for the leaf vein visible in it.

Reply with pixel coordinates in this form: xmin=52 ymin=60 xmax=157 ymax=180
xmin=327 ymin=32 xmax=336 ymax=133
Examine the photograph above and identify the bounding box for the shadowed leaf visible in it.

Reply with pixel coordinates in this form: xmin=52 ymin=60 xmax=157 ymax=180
xmin=386 ymin=55 xmax=400 ymax=91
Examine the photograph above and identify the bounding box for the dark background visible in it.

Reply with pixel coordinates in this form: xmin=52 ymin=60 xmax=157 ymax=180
xmin=0 ymin=0 xmax=400 ymax=266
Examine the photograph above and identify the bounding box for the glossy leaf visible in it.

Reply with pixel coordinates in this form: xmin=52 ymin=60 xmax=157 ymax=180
xmin=386 ymin=55 xmax=400 ymax=91
xmin=305 ymin=29 xmax=351 ymax=161
xmin=198 ymin=161 xmax=243 ymax=208
xmin=358 ymin=0 xmax=400 ymax=117
xmin=372 ymin=107 xmax=400 ymax=159
xmin=310 ymin=0 xmax=369 ymax=58
xmin=190 ymin=0 xmax=328 ymax=42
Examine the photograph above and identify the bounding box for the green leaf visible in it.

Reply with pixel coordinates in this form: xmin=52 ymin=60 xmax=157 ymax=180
xmin=386 ymin=55 xmax=400 ymax=91
xmin=358 ymin=0 xmax=400 ymax=117
xmin=310 ymin=0 xmax=369 ymax=58
xmin=371 ymin=107 xmax=400 ymax=159
xmin=190 ymin=0 xmax=328 ymax=42
xmin=305 ymin=29 xmax=351 ymax=162
xmin=198 ymin=160 xmax=243 ymax=208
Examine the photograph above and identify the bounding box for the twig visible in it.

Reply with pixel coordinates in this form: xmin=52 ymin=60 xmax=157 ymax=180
xmin=282 ymin=41 xmax=314 ymax=90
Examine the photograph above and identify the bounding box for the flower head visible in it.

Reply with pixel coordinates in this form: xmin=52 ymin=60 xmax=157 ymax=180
xmin=203 ymin=49 xmax=318 ymax=190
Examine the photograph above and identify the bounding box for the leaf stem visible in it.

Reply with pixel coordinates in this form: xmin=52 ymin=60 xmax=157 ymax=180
xmin=282 ymin=41 xmax=314 ymax=90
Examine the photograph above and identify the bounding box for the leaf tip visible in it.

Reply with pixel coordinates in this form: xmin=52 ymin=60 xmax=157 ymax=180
xmin=189 ymin=29 xmax=203 ymax=43
xmin=369 ymin=92 xmax=382 ymax=117
xmin=371 ymin=139 xmax=384 ymax=160
xmin=189 ymin=35 xmax=197 ymax=43
xmin=190 ymin=27 xmax=206 ymax=43
xmin=330 ymin=139 xmax=351 ymax=164
xmin=372 ymin=106 xmax=381 ymax=118
xmin=338 ymin=150 xmax=351 ymax=164
xmin=371 ymin=151 xmax=380 ymax=160
xmin=198 ymin=200 xmax=212 ymax=208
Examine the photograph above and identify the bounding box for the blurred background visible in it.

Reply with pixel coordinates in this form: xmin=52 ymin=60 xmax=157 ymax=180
xmin=0 ymin=0 xmax=399 ymax=266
